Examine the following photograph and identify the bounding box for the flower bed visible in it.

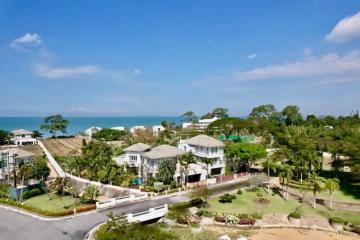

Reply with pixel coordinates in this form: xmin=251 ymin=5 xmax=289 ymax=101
xmin=253 ymin=197 xmax=270 ymax=205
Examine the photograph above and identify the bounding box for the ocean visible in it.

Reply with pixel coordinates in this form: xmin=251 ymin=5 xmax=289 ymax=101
xmin=0 ymin=117 xmax=180 ymax=136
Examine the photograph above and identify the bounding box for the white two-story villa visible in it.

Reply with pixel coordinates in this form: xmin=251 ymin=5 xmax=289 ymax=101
xmin=11 ymin=129 xmax=37 ymax=145
xmin=0 ymin=148 xmax=34 ymax=180
xmin=178 ymin=134 xmax=225 ymax=178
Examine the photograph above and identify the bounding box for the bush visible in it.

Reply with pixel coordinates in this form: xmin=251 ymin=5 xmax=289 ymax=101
xmin=219 ymin=193 xmax=236 ymax=203
xmin=238 ymin=214 xmax=256 ymax=225
xmin=214 ymin=214 xmax=226 ymax=223
xmin=329 ymin=217 xmax=345 ymax=224
xmin=289 ymin=212 xmax=301 ymax=219
xmin=190 ymin=198 xmax=208 ymax=208
xmin=196 ymin=209 xmax=213 ymax=217
xmin=23 ymin=188 xmax=44 ymax=200
xmin=253 ymin=197 xmax=270 ymax=205
xmin=176 ymin=214 xmax=201 ymax=225
xmin=252 ymin=212 xmax=263 ymax=219
xmin=236 ymin=189 xmax=243 ymax=195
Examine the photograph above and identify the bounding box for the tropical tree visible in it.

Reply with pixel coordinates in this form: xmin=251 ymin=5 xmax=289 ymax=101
xmin=278 ymin=164 xmax=293 ymax=200
xmin=82 ymin=185 xmax=100 ymax=203
xmin=325 ymin=178 xmax=340 ymax=210
xmin=32 ymin=157 xmax=50 ymax=180
xmin=157 ymin=160 xmax=176 ymax=183
xmin=180 ymin=111 xmax=198 ymax=123
xmin=249 ymin=104 xmax=277 ymax=120
xmin=40 ymin=114 xmax=69 ymax=138
xmin=19 ymin=163 xmax=33 ymax=202
xmin=211 ymin=107 xmax=229 ymax=118
xmin=200 ymin=157 xmax=215 ymax=178
xmin=262 ymin=156 xmax=278 ymax=193
xmin=308 ymin=173 xmax=324 ymax=209
xmin=0 ymin=130 xmax=11 ymax=145
xmin=179 ymin=152 xmax=197 ymax=189
xmin=50 ymin=177 xmax=73 ymax=195
xmin=281 ymin=105 xmax=303 ymax=126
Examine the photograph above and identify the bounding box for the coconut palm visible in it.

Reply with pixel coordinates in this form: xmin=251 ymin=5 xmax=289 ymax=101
xmin=325 ymin=178 xmax=340 ymax=210
xmin=19 ymin=163 xmax=33 ymax=202
xmin=179 ymin=152 xmax=197 ymax=189
xmin=262 ymin=157 xmax=278 ymax=193
xmin=200 ymin=157 xmax=215 ymax=178
xmin=157 ymin=160 xmax=176 ymax=183
xmin=278 ymin=164 xmax=293 ymax=200
xmin=308 ymin=172 xmax=324 ymax=209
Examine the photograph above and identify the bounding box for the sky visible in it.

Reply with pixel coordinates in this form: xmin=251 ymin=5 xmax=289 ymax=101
xmin=0 ymin=0 xmax=360 ymax=117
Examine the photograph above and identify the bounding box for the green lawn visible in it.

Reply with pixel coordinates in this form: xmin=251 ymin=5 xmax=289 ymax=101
xmin=24 ymin=192 xmax=80 ymax=212
xmin=208 ymin=188 xmax=360 ymax=224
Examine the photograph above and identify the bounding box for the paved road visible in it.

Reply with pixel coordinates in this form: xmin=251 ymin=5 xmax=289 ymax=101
xmin=0 ymin=178 xmax=250 ymax=240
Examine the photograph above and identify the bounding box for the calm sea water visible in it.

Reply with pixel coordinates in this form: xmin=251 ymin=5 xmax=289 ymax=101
xmin=0 ymin=117 xmax=180 ymax=136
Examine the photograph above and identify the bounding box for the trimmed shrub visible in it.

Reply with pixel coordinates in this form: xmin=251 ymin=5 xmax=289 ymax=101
xmin=23 ymin=188 xmax=44 ymax=200
xmin=238 ymin=214 xmax=256 ymax=225
xmin=190 ymin=198 xmax=208 ymax=208
xmin=219 ymin=193 xmax=236 ymax=203
xmin=214 ymin=214 xmax=226 ymax=223
xmin=289 ymin=212 xmax=301 ymax=219
xmin=236 ymin=189 xmax=243 ymax=195
xmin=253 ymin=197 xmax=270 ymax=205
xmin=252 ymin=212 xmax=263 ymax=219
xmin=329 ymin=217 xmax=345 ymax=224
xmin=176 ymin=214 xmax=201 ymax=225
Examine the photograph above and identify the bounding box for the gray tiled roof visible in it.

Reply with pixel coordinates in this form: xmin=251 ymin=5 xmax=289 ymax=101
xmin=184 ymin=134 xmax=224 ymax=147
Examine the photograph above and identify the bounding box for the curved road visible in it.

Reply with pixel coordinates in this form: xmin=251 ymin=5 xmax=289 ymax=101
xmin=0 ymin=179 xmax=249 ymax=240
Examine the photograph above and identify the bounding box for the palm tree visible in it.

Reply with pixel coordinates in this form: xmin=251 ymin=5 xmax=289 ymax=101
xmin=305 ymin=150 xmax=321 ymax=177
xmin=19 ymin=163 xmax=33 ymax=202
xmin=179 ymin=152 xmax=197 ymax=189
xmin=157 ymin=160 xmax=176 ymax=183
xmin=308 ymin=172 xmax=323 ymax=209
xmin=200 ymin=157 xmax=215 ymax=178
xmin=279 ymin=165 xmax=293 ymax=200
xmin=325 ymin=178 xmax=340 ymax=210
xmin=262 ymin=157 xmax=278 ymax=193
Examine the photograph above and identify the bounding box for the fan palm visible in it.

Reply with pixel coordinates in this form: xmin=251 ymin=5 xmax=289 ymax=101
xmin=179 ymin=152 xmax=197 ymax=189
xmin=157 ymin=160 xmax=176 ymax=183
xmin=200 ymin=157 xmax=215 ymax=178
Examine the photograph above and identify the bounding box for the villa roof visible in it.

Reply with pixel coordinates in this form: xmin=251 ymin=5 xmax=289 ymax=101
xmin=184 ymin=134 xmax=224 ymax=148
xmin=142 ymin=145 xmax=185 ymax=159
xmin=123 ymin=143 xmax=152 ymax=152
xmin=0 ymin=148 xmax=34 ymax=158
xmin=11 ymin=129 xmax=34 ymax=135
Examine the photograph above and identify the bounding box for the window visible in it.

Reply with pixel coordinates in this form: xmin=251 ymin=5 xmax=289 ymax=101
xmin=129 ymin=155 xmax=137 ymax=162
xmin=211 ymin=147 xmax=218 ymax=153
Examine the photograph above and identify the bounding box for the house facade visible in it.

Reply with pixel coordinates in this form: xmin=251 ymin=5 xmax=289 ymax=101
xmin=11 ymin=129 xmax=37 ymax=145
xmin=178 ymin=134 xmax=225 ymax=177
xmin=182 ymin=117 xmax=220 ymax=130
xmin=0 ymin=148 xmax=34 ymax=179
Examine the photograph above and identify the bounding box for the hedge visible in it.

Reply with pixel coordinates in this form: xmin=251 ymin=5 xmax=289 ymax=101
xmin=0 ymin=198 xmax=96 ymax=217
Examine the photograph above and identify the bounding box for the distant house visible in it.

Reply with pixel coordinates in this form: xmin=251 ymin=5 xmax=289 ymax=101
xmin=11 ymin=129 xmax=37 ymax=145
xmin=85 ymin=127 xmax=102 ymax=137
xmin=111 ymin=126 xmax=125 ymax=131
xmin=0 ymin=148 xmax=34 ymax=179
xmin=178 ymin=134 xmax=225 ymax=178
xmin=152 ymin=125 xmax=165 ymax=136
xmin=182 ymin=117 xmax=220 ymax=130
xmin=130 ymin=126 xmax=146 ymax=135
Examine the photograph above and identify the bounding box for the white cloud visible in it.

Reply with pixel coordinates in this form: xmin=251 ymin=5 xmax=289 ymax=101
xmin=10 ymin=33 xmax=42 ymax=49
xmin=234 ymin=51 xmax=360 ymax=83
xmin=33 ymin=63 xmax=100 ymax=79
xmin=247 ymin=53 xmax=257 ymax=59
xmin=326 ymin=11 xmax=360 ymax=43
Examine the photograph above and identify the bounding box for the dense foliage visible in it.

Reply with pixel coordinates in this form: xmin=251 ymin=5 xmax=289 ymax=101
xmin=40 ymin=114 xmax=69 ymax=138
xmin=92 ymin=128 xmax=128 ymax=141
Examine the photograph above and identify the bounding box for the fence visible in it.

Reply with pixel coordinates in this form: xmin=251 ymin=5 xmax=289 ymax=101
xmin=127 ymin=204 xmax=168 ymax=223
xmin=96 ymin=193 xmax=148 ymax=209
xmin=38 ymin=141 xmax=141 ymax=197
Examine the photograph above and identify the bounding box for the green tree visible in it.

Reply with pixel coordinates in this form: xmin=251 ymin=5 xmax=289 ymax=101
xmin=40 ymin=114 xmax=69 ymax=138
xmin=278 ymin=165 xmax=293 ymax=200
xmin=211 ymin=107 xmax=229 ymax=118
xmin=179 ymin=152 xmax=197 ymax=189
xmin=262 ymin=156 xmax=278 ymax=193
xmin=19 ymin=163 xmax=33 ymax=202
xmin=0 ymin=130 xmax=11 ymax=145
xmin=308 ymin=173 xmax=323 ymax=209
xmin=32 ymin=157 xmax=50 ymax=180
xmin=180 ymin=111 xmax=198 ymax=123
xmin=281 ymin=105 xmax=303 ymax=126
xmin=82 ymin=185 xmax=100 ymax=203
xmin=50 ymin=177 xmax=73 ymax=195
xmin=249 ymin=104 xmax=277 ymax=120
xmin=200 ymin=157 xmax=215 ymax=178
xmin=92 ymin=128 xmax=128 ymax=141
xmin=325 ymin=178 xmax=340 ymax=210
xmin=157 ymin=160 xmax=176 ymax=183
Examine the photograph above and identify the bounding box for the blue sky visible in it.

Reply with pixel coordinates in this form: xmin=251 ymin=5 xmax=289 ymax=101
xmin=1 ymin=0 xmax=360 ymax=117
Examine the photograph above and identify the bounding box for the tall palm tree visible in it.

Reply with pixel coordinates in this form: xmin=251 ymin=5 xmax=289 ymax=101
xmin=200 ymin=157 xmax=215 ymax=178
xmin=179 ymin=152 xmax=197 ymax=189
xmin=325 ymin=178 xmax=340 ymax=210
xmin=279 ymin=165 xmax=293 ymax=200
xmin=19 ymin=163 xmax=33 ymax=202
xmin=157 ymin=160 xmax=176 ymax=183
xmin=308 ymin=172 xmax=323 ymax=209
xmin=262 ymin=157 xmax=278 ymax=193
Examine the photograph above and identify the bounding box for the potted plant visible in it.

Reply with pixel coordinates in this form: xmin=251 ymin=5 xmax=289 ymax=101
xmin=329 ymin=217 xmax=345 ymax=231
xmin=288 ymin=206 xmax=302 ymax=225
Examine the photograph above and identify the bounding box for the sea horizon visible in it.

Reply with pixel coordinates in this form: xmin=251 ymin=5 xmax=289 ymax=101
xmin=0 ymin=116 xmax=182 ymax=136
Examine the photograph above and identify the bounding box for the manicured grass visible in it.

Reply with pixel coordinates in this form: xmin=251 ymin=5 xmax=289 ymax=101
xmin=24 ymin=192 xmax=80 ymax=212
